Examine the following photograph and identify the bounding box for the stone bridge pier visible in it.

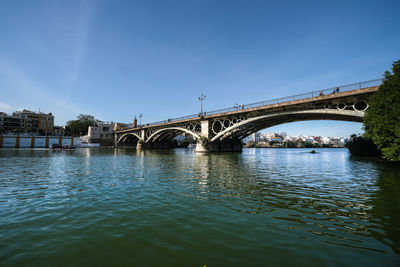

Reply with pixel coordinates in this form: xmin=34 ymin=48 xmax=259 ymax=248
xmin=195 ymin=120 xmax=242 ymax=152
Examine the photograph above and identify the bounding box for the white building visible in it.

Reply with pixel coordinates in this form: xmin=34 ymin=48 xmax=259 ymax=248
xmin=305 ymin=136 xmax=315 ymax=143
xmin=322 ymin=137 xmax=331 ymax=145
xmin=252 ymin=132 xmax=262 ymax=142
xmin=88 ymin=122 xmax=115 ymax=143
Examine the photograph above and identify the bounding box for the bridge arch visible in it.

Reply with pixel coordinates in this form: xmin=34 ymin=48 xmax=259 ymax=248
xmin=210 ymin=109 xmax=364 ymax=142
xmin=116 ymin=132 xmax=142 ymax=146
xmin=145 ymin=127 xmax=201 ymax=143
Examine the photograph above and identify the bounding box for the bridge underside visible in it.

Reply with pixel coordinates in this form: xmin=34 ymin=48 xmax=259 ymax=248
xmin=205 ymin=109 xmax=363 ymax=152
xmin=215 ymin=111 xmax=362 ymax=142
xmin=118 ymin=134 xmax=139 ymax=148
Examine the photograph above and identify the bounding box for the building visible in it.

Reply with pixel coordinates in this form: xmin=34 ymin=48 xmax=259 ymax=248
xmin=79 ymin=121 xmax=133 ymax=146
xmin=53 ymin=126 xmax=65 ymax=136
xmin=329 ymin=138 xmax=346 ymax=147
xmin=88 ymin=121 xmax=115 ymax=144
xmin=321 ymin=137 xmax=331 ymax=145
xmin=2 ymin=115 xmax=21 ymax=133
xmin=270 ymin=136 xmax=283 ymax=143
xmin=0 ymin=112 xmax=5 ymax=130
xmin=1 ymin=112 xmax=21 ymax=133
xmin=114 ymin=122 xmax=130 ymax=132
xmin=0 ymin=109 xmax=54 ymax=135
xmin=13 ymin=109 xmax=54 ymax=135
xmin=251 ymin=132 xmax=262 ymax=142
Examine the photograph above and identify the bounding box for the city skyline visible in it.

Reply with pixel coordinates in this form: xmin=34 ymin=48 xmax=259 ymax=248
xmin=1 ymin=0 xmax=399 ymax=137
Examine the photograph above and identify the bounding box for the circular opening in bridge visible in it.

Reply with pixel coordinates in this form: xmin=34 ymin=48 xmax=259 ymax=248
xmin=223 ymin=119 xmax=231 ymax=128
xmin=353 ymin=100 xmax=368 ymax=111
xmin=212 ymin=120 xmax=223 ymax=134
xmin=188 ymin=124 xmax=195 ymax=131
xmin=337 ymin=103 xmax=347 ymax=110
xmin=324 ymin=105 xmax=330 ymax=110
xmin=195 ymin=124 xmax=201 ymax=133
xmin=232 ymin=118 xmax=238 ymax=124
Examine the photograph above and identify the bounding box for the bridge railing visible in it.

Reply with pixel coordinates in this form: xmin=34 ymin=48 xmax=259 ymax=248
xmin=145 ymin=113 xmax=199 ymax=127
xmin=140 ymin=78 xmax=383 ymax=127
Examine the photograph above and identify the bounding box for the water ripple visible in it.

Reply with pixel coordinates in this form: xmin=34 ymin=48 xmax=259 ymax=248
xmin=0 ymin=148 xmax=399 ymax=266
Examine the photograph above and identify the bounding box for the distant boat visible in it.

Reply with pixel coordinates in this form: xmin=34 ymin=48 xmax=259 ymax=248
xmin=51 ymin=144 xmax=62 ymax=150
xmin=188 ymin=143 xmax=196 ymax=149
xmin=51 ymin=144 xmax=75 ymax=150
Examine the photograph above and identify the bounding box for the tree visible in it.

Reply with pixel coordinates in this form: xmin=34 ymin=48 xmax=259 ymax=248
xmin=364 ymin=59 xmax=400 ymax=161
xmin=65 ymin=114 xmax=99 ymax=136
xmin=283 ymin=140 xmax=296 ymax=148
xmin=269 ymin=140 xmax=281 ymax=146
xmin=346 ymin=134 xmax=381 ymax=157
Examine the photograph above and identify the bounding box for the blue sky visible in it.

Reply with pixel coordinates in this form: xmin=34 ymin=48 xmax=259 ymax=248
xmin=1 ymin=0 xmax=399 ymax=137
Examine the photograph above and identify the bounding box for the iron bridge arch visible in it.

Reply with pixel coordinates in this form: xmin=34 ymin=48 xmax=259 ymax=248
xmin=208 ymin=109 xmax=364 ymax=142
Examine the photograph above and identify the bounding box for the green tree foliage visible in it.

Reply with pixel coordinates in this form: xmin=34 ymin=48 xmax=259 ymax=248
xmin=283 ymin=141 xmax=296 ymax=148
xmin=346 ymin=134 xmax=381 ymax=157
xmin=269 ymin=140 xmax=281 ymax=146
xmin=364 ymin=60 xmax=400 ymax=161
xmin=302 ymin=141 xmax=314 ymax=148
xmin=65 ymin=114 xmax=99 ymax=136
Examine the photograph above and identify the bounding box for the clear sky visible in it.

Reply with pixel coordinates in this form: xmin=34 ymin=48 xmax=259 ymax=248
xmin=1 ymin=0 xmax=399 ymax=137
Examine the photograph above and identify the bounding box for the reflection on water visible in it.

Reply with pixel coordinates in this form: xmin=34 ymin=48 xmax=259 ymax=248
xmin=0 ymin=148 xmax=399 ymax=266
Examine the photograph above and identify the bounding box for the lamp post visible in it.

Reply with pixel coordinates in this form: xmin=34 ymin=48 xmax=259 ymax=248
xmin=139 ymin=113 xmax=142 ymax=128
xmin=198 ymin=93 xmax=206 ymax=116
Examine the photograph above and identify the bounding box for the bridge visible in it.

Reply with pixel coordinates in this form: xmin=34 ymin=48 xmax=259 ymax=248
xmin=115 ymin=79 xmax=382 ymax=152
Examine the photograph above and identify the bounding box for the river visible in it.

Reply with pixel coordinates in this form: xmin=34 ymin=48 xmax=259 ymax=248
xmin=0 ymin=148 xmax=399 ymax=266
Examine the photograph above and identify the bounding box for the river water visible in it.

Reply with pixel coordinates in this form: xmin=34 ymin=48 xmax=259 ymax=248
xmin=0 ymin=148 xmax=399 ymax=266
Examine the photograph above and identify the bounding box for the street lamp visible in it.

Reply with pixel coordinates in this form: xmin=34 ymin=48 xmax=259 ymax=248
xmin=139 ymin=113 xmax=142 ymax=127
xmin=198 ymin=93 xmax=206 ymax=116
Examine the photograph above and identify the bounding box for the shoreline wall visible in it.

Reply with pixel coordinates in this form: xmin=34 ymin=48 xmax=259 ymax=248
xmin=0 ymin=135 xmax=79 ymax=148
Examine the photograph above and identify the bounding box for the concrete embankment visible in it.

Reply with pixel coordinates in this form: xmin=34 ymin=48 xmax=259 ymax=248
xmin=0 ymin=135 xmax=80 ymax=148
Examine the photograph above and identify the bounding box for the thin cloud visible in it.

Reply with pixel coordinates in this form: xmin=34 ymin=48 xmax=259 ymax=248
xmin=69 ymin=0 xmax=96 ymax=82
xmin=0 ymin=101 xmax=15 ymax=113
xmin=0 ymin=63 xmax=90 ymax=124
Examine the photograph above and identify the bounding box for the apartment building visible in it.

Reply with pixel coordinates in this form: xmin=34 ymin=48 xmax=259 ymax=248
xmin=0 ymin=109 xmax=54 ymax=135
